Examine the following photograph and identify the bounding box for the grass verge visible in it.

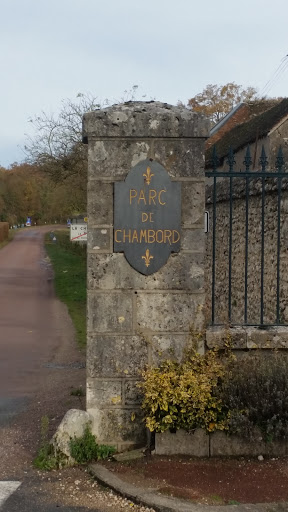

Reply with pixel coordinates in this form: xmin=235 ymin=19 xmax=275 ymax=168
xmin=45 ymin=229 xmax=86 ymax=349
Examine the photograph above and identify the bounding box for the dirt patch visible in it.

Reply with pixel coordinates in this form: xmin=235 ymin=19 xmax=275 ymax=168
xmin=101 ymin=455 xmax=288 ymax=505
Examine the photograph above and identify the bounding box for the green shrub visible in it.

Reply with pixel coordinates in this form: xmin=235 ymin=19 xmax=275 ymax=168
xmin=69 ymin=425 xmax=116 ymax=464
xmin=34 ymin=417 xmax=116 ymax=470
xmin=221 ymin=351 xmax=288 ymax=441
xmin=139 ymin=337 xmax=288 ymax=442
xmin=33 ymin=416 xmax=58 ymax=470
xmin=138 ymin=349 xmax=229 ymax=433
xmin=70 ymin=386 xmax=85 ymax=397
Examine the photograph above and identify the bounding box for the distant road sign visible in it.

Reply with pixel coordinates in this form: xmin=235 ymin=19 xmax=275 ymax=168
xmin=70 ymin=224 xmax=87 ymax=242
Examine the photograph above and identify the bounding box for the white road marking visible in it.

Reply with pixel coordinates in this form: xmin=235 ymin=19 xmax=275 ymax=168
xmin=0 ymin=481 xmax=21 ymax=508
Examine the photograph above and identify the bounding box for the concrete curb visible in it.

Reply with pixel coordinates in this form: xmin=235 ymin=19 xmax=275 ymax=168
xmin=89 ymin=463 xmax=288 ymax=512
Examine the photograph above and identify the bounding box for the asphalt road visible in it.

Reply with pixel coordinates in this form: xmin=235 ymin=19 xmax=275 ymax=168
xmin=0 ymin=228 xmax=93 ymax=511
xmin=0 ymin=228 xmax=146 ymax=512
xmin=0 ymin=228 xmax=56 ymax=426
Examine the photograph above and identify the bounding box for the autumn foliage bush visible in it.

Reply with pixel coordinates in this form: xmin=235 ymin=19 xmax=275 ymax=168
xmin=139 ymin=345 xmax=288 ymax=441
xmin=138 ymin=349 xmax=229 ymax=434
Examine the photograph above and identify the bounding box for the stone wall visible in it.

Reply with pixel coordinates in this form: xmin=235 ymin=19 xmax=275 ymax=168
xmin=205 ymin=177 xmax=288 ymax=328
xmin=205 ymin=118 xmax=288 ymax=345
xmin=83 ymin=102 xmax=209 ymax=451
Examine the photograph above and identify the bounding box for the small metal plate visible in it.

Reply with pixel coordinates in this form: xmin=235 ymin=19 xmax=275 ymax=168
xmin=114 ymin=159 xmax=181 ymax=275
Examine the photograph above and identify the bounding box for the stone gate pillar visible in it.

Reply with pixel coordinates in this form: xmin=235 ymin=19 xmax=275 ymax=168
xmin=83 ymin=102 xmax=209 ymax=451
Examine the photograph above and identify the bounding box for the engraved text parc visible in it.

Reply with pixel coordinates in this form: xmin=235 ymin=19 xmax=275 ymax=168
xmin=114 ymin=186 xmax=180 ymax=245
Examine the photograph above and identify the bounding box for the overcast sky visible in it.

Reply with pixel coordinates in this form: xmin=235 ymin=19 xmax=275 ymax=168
xmin=1 ymin=0 xmax=288 ymax=167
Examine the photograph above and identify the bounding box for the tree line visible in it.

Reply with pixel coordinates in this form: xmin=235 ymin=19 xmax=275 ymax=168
xmin=3 ymin=82 xmax=275 ymax=226
xmin=0 ymin=163 xmax=86 ymax=226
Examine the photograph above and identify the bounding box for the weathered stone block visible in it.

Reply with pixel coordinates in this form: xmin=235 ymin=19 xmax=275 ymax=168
xmin=88 ymin=139 xmax=151 ymax=179
xmin=136 ymin=292 xmax=205 ymax=332
xmin=154 ymin=429 xmax=288 ymax=458
xmin=181 ymin=181 xmax=205 ymax=226
xmin=247 ymin=327 xmax=288 ymax=349
xmin=88 ymin=227 xmax=112 ymax=252
xmin=87 ymin=181 xmax=113 ymax=224
xmin=87 ymin=292 xmax=133 ymax=333
xmin=86 ymin=335 xmax=148 ymax=377
xmin=87 ymin=378 xmax=122 ymax=407
xmin=124 ymin=380 xmax=143 ymax=405
xmin=87 ymin=252 xmax=204 ymax=291
xmin=155 ymin=429 xmax=209 ymax=456
xmin=206 ymin=326 xmax=247 ymax=350
xmin=210 ymin=429 xmax=288 ymax=458
xmin=181 ymin=228 xmax=205 ymax=252
xmin=87 ymin=139 xmax=206 ymax=180
xmin=152 ymin=139 xmax=206 ymax=178
xmin=83 ymin=102 xmax=209 ymax=140
xmin=151 ymin=333 xmax=205 ymax=366
xmin=89 ymin=407 xmax=146 ymax=446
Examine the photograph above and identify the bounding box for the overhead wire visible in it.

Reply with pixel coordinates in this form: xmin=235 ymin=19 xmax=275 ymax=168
xmin=261 ymin=55 xmax=288 ymax=95
xmin=261 ymin=59 xmax=288 ymax=96
xmin=263 ymin=63 xmax=288 ymax=96
xmin=261 ymin=55 xmax=288 ymax=96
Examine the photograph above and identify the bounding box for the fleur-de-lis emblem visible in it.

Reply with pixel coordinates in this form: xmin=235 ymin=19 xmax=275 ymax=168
xmin=143 ymin=166 xmax=154 ymax=185
xmin=142 ymin=249 xmax=154 ymax=268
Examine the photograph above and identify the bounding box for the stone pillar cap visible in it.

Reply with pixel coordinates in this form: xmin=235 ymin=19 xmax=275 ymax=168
xmin=82 ymin=101 xmax=210 ymax=142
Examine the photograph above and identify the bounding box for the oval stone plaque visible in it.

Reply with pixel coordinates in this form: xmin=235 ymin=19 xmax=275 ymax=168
xmin=114 ymin=159 xmax=181 ymax=275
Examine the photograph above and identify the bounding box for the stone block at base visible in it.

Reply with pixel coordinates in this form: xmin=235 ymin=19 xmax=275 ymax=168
xmin=210 ymin=431 xmax=265 ymax=457
xmin=88 ymin=407 xmax=146 ymax=450
xmin=206 ymin=326 xmax=288 ymax=351
xmin=155 ymin=429 xmax=209 ymax=457
xmin=211 ymin=430 xmax=288 ymax=457
xmin=155 ymin=428 xmax=288 ymax=458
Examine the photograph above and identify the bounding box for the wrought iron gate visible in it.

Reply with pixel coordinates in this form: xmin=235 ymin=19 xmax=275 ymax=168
xmin=205 ymin=146 xmax=288 ymax=327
